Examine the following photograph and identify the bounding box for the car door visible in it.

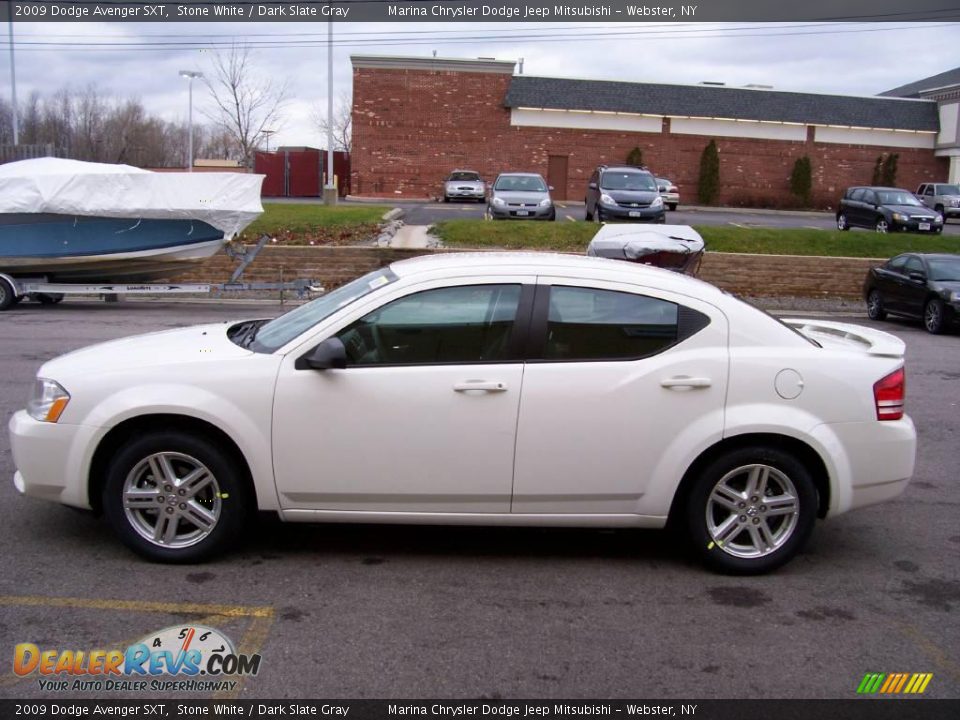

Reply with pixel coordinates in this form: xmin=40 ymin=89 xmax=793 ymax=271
xmin=845 ymin=188 xmax=866 ymax=227
xmin=512 ymin=278 xmax=728 ymax=517
xmin=271 ymin=278 xmax=531 ymax=514
xmin=901 ymin=256 xmax=928 ymax=318
xmin=874 ymin=255 xmax=909 ymax=313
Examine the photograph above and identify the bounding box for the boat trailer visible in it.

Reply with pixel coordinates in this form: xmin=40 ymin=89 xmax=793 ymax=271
xmin=0 ymin=235 xmax=321 ymax=311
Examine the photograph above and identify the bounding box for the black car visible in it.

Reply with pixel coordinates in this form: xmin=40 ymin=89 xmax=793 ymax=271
xmin=863 ymin=253 xmax=960 ymax=334
xmin=837 ymin=186 xmax=943 ymax=234
xmin=584 ymin=165 xmax=666 ymax=223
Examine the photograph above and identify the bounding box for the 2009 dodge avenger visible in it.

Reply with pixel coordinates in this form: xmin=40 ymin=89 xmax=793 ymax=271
xmin=9 ymin=253 xmax=916 ymax=573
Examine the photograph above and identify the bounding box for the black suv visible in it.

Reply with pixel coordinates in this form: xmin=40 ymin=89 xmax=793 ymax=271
xmin=585 ymin=166 xmax=665 ymax=223
xmin=837 ymin=186 xmax=943 ymax=234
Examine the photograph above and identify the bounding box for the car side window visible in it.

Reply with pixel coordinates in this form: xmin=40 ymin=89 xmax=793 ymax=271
xmin=887 ymin=255 xmax=908 ymax=273
xmin=904 ymin=257 xmax=924 ymax=276
xmin=864 ymin=190 xmax=877 ymax=205
xmin=849 ymin=188 xmax=865 ymax=202
xmin=538 ymin=286 xmax=707 ymax=361
xmin=336 ymin=284 xmax=522 ymax=366
xmin=925 ymin=186 xmax=934 ymax=196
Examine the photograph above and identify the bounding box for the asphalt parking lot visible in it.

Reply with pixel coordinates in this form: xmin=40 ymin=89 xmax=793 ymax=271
xmin=0 ymin=300 xmax=958 ymax=700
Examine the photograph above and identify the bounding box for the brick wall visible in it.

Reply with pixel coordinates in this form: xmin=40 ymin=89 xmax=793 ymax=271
xmin=183 ymin=246 xmax=880 ymax=300
xmin=351 ymin=67 xmax=948 ymax=209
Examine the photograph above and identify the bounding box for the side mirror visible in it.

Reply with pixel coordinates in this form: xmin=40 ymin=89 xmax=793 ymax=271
xmin=296 ymin=337 xmax=347 ymax=370
xmin=548 ymin=185 xmax=555 ymax=191
xmin=588 ymin=182 xmax=598 ymax=190
xmin=908 ymin=271 xmax=926 ymax=283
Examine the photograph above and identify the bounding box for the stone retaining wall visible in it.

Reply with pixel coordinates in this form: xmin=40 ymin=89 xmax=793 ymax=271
xmin=178 ymin=246 xmax=881 ymax=299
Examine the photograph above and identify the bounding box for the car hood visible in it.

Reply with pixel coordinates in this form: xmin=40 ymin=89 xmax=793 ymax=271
xmin=492 ymin=190 xmax=548 ymax=203
xmin=39 ymin=322 xmax=253 ymax=380
xmin=932 ymin=280 xmax=960 ymax=292
xmin=884 ymin=204 xmax=935 ymax=215
xmin=604 ymin=189 xmax=660 ymax=203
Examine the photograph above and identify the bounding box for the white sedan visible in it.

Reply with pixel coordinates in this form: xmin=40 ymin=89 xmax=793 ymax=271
xmin=8 ymin=253 xmax=916 ymax=573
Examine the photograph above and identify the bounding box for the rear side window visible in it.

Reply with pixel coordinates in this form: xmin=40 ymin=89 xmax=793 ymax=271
xmin=849 ymin=188 xmax=865 ymax=202
xmin=538 ymin=286 xmax=708 ymax=361
xmin=887 ymin=255 xmax=909 ymax=272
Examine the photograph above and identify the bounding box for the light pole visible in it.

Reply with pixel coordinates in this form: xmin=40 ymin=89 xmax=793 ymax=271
xmin=8 ymin=15 xmax=18 ymax=145
xmin=179 ymin=70 xmax=203 ymax=171
xmin=261 ymin=129 xmax=275 ymax=153
xmin=323 ymin=20 xmax=337 ymax=205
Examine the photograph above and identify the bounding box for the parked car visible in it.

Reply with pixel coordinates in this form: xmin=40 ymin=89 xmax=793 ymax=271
xmin=9 ymin=253 xmax=916 ymax=573
xmin=836 ymin=186 xmax=943 ymax=234
xmin=487 ymin=173 xmax=555 ymax=220
xmin=864 ymin=253 xmax=960 ymax=334
xmin=916 ymin=182 xmax=960 ymax=222
xmin=443 ymin=170 xmax=486 ymax=203
xmin=656 ymin=177 xmax=680 ymax=211
xmin=585 ymin=166 xmax=665 ymax=223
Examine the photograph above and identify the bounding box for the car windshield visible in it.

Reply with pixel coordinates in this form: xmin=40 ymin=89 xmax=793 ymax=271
xmin=877 ymin=191 xmax=922 ymax=206
xmin=937 ymin=184 xmax=960 ymax=195
xmin=449 ymin=172 xmax=481 ymax=182
xmin=248 ymin=268 xmax=398 ymax=353
xmin=494 ymin=175 xmax=547 ymax=192
xmin=601 ymin=172 xmax=657 ymax=191
xmin=926 ymin=257 xmax=960 ymax=281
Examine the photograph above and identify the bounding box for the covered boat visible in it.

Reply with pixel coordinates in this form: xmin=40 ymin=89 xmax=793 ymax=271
xmin=586 ymin=224 xmax=705 ymax=275
xmin=0 ymin=158 xmax=264 ymax=282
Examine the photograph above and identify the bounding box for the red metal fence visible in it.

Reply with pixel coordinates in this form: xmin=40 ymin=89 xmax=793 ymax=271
xmin=254 ymin=149 xmax=350 ymax=198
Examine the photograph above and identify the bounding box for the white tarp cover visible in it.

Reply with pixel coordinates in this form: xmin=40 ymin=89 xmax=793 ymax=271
xmin=586 ymin=224 xmax=705 ymax=259
xmin=0 ymin=158 xmax=264 ymax=239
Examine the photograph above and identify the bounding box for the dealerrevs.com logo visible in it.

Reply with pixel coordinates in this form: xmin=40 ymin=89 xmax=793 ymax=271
xmin=14 ymin=625 xmax=261 ymax=693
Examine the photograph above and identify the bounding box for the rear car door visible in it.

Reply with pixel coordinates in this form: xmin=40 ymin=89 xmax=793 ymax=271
xmin=878 ymin=255 xmax=910 ymax=313
xmin=511 ymin=278 xmax=728 ymax=517
xmin=901 ymin=256 xmax=928 ymax=317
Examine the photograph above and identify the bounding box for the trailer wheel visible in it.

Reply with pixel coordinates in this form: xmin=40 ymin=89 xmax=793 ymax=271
xmin=0 ymin=277 xmax=16 ymax=311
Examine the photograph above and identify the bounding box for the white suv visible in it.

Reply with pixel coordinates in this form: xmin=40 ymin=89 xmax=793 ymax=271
xmin=916 ymin=182 xmax=960 ymax=221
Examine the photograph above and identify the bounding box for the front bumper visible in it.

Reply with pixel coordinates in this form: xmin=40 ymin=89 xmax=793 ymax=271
xmin=811 ymin=416 xmax=916 ymax=516
xmin=8 ymin=410 xmax=96 ymax=509
xmin=890 ymin=218 xmax=944 ymax=233
xmin=599 ymin=204 xmax=666 ymax=222
xmin=445 ymin=189 xmax=485 ymax=200
xmin=489 ymin=204 xmax=554 ymax=220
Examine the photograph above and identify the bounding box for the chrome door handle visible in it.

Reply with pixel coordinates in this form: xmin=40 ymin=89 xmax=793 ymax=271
xmin=453 ymin=381 xmax=508 ymax=393
xmin=660 ymin=376 xmax=712 ymax=389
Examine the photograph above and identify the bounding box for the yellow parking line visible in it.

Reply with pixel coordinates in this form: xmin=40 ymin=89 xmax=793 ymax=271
xmin=0 ymin=595 xmax=273 ymax=618
xmin=214 ymin=614 xmax=276 ymax=700
xmin=566 ymin=216 xmax=576 ymax=222
xmin=899 ymin=623 xmax=960 ymax=683
xmin=556 ymin=203 xmax=567 ymax=209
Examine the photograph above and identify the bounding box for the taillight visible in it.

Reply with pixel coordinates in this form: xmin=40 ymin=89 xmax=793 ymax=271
xmin=874 ymin=367 xmax=905 ymax=421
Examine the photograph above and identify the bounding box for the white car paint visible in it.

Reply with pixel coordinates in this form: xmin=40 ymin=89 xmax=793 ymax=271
xmin=8 ymin=252 xmax=917 ymax=570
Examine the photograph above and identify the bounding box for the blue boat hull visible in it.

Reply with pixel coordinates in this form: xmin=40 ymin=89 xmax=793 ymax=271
xmin=0 ymin=214 xmax=226 ymax=282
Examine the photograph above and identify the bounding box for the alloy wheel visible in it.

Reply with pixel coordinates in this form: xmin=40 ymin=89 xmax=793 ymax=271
xmin=875 ymin=218 xmax=889 ymax=233
xmin=705 ymin=464 xmax=800 ymax=559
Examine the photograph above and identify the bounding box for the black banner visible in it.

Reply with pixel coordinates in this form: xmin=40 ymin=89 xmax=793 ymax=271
xmin=1 ymin=700 xmax=959 ymax=720
xmin=3 ymin=0 xmax=960 ymax=23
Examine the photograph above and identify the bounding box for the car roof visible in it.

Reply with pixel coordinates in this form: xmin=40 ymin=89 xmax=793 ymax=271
xmin=388 ymin=251 xmax=725 ymax=298
xmin=449 ymin=169 xmax=480 ymax=174
xmin=603 ymin=166 xmax=652 ymax=173
xmin=496 ymin=172 xmax=543 ymax=178
xmin=848 ymin=186 xmax=911 ymax=192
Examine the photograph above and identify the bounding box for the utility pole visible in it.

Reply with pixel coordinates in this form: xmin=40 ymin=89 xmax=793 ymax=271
xmin=323 ymin=19 xmax=337 ymax=205
xmin=8 ymin=14 xmax=19 ymax=145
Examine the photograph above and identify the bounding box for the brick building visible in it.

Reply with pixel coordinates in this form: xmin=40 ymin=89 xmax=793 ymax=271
xmin=350 ymin=55 xmax=956 ymax=209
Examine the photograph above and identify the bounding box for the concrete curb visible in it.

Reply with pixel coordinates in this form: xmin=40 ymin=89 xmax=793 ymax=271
xmin=381 ymin=207 xmax=405 ymax=222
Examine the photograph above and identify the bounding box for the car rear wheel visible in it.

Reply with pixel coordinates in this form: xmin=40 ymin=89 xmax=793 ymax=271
xmin=867 ymin=290 xmax=887 ymax=321
xmin=924 ymin=298 xmax=946 ymax=334
xmin=875 ymin=217 xmax=889 ymax=233
xmin=935 ymin=204 xmax=944 ymax=216
xmin=0 ymin=277 xmax=15 ymax=311
xmin=837 ymin=213 xmax=849 ymax=231
xmin=103 ymin=431 xmax=250 ymax=563
xmin=685 ymin=446 xmax=817 ymax=575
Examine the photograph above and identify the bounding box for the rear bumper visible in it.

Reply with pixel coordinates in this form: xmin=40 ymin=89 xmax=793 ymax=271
xmin=811 ymin=416 xmax=916 ymax=516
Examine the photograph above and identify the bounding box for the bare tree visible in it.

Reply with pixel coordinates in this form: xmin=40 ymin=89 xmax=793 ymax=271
xmin=204 ymin=44 xmax=288 ymax=167
xmin=312 ymin=90 xmax=352 ymax=152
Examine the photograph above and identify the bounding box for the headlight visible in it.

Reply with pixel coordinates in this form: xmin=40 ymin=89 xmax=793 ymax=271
xmin=539 ymin=198 xmax=552 ymax=207
xmin=935 ymin=214 xmax=943 ymax=223
xmin=951 ymin=291 xmax=960 ymax=303
xmin=27 ymin=378 xmax=71 ymax=423
xmin=651 ymin=196 xmax=664 ymax=209
xmin=892 ymin=212 xmax=909 ymax=222
xmin=951 ymin=199 xmax=959 ymax=207
xmin=492 ymin=197 xmax=505 ymax=207
xmin=600 ymin=193 xmax=616 ymax=206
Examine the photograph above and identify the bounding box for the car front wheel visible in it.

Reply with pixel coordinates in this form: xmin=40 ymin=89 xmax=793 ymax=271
xmin=924 ymin=298 xmax=946 ymax=334
xmin=837 ymin=213 xmax=849 ymax=231
xmin=685 ymin=446 xmax=817 ymax=574
xmin=103 ymin=430 xmax=250 ymax=563
xmin=867 ymin=290 xmax=887 ymax=320
xmin=875 ymin=217 xmax=889 ymax=233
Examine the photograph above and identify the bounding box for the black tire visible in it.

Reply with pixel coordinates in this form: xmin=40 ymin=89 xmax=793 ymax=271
xmin=923 ymin=298 xmax=946 ymax=335
xmin=866 ymin=289 xmax=887 ymax=321
xmin=935 ymin=204 xmax=944 ymax=216
xmin=584 ymin=203 xmax=593 ymax=222
xmin=0 ymin=277 xmax=15 ymax=311
xmin=668 ymin=204 xmax=678 ymax=212
xmin=443 ymin=195 xmax=450 ymax=203
xmin=875 ymin=217 xmax=889 ymax=233
xmin=837 ymin=213 xmax=850 ymax=231
xmin=685 ymin=446 xmax=818 ymax=575
xmin=595 ymin=208 xmax=604 ymax=224
xmin=102 ymin=430 xmax=251 ymax=563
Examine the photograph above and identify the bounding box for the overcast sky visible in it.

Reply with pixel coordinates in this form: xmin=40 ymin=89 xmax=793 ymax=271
xmin=4 ymin=21 xmax=959 ymax=149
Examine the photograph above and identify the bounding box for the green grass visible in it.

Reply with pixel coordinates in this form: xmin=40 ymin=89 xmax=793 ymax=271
xmin=433 ymin=220 xmax=960 ymax=258
xmin=243 ymin=202 xmax=390 ymax=237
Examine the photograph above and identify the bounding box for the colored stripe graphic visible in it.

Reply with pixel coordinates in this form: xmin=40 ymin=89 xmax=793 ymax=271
xmin=857 ymin=672 xmax=932 ymax=694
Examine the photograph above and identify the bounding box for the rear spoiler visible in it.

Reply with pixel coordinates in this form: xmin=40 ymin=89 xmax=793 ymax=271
xmin=782 ymin=319 xmax=906 ymax=358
